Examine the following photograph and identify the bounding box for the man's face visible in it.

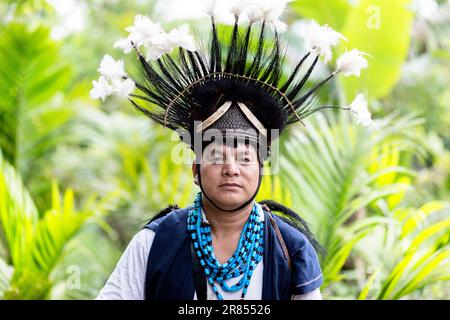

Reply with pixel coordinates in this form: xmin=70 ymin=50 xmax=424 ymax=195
xmin=194 ymin=142 xmax=261 ymax=210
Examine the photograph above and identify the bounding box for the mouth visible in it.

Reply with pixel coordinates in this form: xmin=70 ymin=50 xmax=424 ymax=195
xmin=219 ymin=183 xmax=242 ymax=189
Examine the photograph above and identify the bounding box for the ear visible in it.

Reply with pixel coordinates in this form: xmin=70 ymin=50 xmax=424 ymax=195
xmin=192 ymin=161 xmax=197 ymax=176
xmin=192 ymin=161 xmax=199 ymax=185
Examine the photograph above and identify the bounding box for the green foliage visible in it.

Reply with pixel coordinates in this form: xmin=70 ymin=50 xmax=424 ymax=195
xmin=0 ymin=23 xmax=75 ymax=211
xmin=357 ymin=201 xmax=450 ymax=299
xmin=279 ymin=111 xmax=424 ymax=287
xmin=0 ymin=150 xmax=107 ymax=299
xmin=291 ymin=0 xmax=414 ymax=101
xmin=386 ymin=56 xmax=450 ymax=146
xmin=0 ymin=0 xmax=447 ymax=300
xmin=339 ymin=0 xmax=414 ymax=101
xmin=0 ymin=23 xmax=72 ymax=167
xmin=257 ymin=162 xmax=293 ymax=207
xmin=291 ymin=0 xmax=351 ymax=30
xmin=49 ymin=107 xmax=199 ymax=243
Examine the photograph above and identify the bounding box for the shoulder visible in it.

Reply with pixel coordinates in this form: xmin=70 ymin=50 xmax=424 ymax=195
xmin=144 ymin=206 xmax=192 ymax=232
xmin=116 ymin=228 xmax=156 ymax=268
xmin=95 ymin=228 xmax=156 ymax=300
xmin=271 ymin=213 xmax=311 ymax=254
xmin=269 ymin=212 xmax=324 ymax=295
xmin=132 ymin=228 xmax=156 ymax=250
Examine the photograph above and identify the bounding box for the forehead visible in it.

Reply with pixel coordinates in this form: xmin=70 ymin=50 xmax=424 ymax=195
xmin=203 ymin=141 xmax=257 ymax=155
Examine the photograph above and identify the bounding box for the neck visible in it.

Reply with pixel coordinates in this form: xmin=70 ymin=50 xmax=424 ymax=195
xmin=201 ymin=196 xmax=253 ymax=239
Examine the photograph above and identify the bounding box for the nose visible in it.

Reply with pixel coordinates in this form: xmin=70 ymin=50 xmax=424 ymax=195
xmin=222 ymin=158 xmax=239 ymax=176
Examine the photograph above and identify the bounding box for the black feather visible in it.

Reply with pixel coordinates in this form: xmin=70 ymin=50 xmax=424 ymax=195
xmin=129 ymin=18 xmax=336 ymax=143
xmin=259 ymin=199 xmax=326 ymax=256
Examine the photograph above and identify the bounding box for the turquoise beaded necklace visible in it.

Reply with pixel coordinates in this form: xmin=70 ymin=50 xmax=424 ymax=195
xmin=187 ymin=192 xmax=265 ymax=300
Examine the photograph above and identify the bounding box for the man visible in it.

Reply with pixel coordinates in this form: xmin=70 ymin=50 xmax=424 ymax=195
xmin=93 ymin=1 xmax=370 ymax=300
xmin=96 ymin=116 xmax=323 ymax=299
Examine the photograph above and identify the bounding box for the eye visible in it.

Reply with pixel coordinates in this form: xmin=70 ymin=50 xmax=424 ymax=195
xmin=211 ymin=157 xmax=224 ymax=164
xmin=239 ymin=157 xmax=251 ymax=165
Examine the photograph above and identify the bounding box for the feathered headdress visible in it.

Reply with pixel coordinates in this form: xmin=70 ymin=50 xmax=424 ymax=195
xmin=91 ymin=0 xmax=374 ymax=160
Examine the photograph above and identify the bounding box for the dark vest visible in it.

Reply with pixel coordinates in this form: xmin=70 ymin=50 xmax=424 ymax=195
xmin=143 ymin=206 xmax=322 ymax=300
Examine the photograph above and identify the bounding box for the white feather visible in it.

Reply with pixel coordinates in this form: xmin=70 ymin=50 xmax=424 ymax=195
xmin=97 ymin=54 xmax=126 ymax=80
xmin=293 ymin=20 xmax=347 ymax=62
xmin=336 ymin=49 xmax=369 ymax=77
xmin=167 ymin=24 xmax=196 ymax=52
xmin=113 ymin=38 xmax=133 ymax=54
xmin=125 ymin=14 xmax=164 ymax=48
xmin=112 ymin=78 xmax=136 ymax=98
xmin=346 ymin=94 xmax=373 ymax=127
xmin=90 ymin=76 xmax=114 ymax=101
xmin=202 ymin=0 xmax=217 ymax=17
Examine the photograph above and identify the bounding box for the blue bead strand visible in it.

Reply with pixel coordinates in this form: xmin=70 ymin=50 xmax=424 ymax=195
xmin=187 ymin=192 xmax=264 ymax=300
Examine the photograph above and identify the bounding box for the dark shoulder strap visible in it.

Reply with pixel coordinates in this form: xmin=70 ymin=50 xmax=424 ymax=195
xmin=261 ymin=204 xmax=292 ymax=270
xmin=190 ymin=241 xmax=207 ymax=300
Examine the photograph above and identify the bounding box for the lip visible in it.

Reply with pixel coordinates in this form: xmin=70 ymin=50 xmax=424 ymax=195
xmin=219 ymin=183 xmax=242 ymax=188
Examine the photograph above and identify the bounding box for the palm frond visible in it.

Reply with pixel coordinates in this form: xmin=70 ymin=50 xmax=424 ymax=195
xmin=279 ymin=111 xmax=425 ymax=286
xmin=0 ymin=23 xmax=73 ymax=193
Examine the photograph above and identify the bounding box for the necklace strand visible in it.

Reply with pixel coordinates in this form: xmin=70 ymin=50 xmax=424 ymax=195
xmin=187 ymin=192 xmax=264 ymax=300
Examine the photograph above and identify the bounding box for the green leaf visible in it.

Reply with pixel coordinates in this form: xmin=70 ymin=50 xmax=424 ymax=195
xmin=0 ymin=22 xmax=73 ymax=182
xmin=377 ymin=217 xmax=450 ymax=299
xmin=401 ymin=201 xmax=448 ymax=238
xmin=358 ymin=268 xmax=380 ymax=300
xmin=0 ymin=149 xmax=38 ymax=267
xmin=0 ymin=148 xmax=101 ymax=298
xmin=0 ymin=256 xmax=14 ymax=298
xmin=280 ymin=111 xmax=422 ymax=286
xmin=392 ymin=249 xmax=449 ymax=299
xmin=290 ymin=0 xmax=351 ymax=30
xmin=323 ymin=231 xmax=368 ymax=284
xmin=406 ymin=218 xmax=450 ymax=255
xmin=338 ymin=0 xmax=414 ymax=100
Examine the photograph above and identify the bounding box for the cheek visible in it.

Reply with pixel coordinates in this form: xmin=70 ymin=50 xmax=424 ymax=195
xmin=243 ymin=166 xmax=260 ymax=187
xmin=201 ymin=166 xmax=220 ymax=183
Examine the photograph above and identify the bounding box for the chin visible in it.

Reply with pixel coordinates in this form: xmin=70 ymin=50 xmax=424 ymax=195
xmin=214 ymin=192 xmax=247 ymax=209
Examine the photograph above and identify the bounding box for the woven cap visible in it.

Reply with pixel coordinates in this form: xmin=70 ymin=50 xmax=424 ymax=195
xmin=197 ymin=102 xmax=270 ymax=162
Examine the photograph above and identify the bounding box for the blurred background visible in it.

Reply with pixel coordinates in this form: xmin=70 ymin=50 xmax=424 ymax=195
xmin=0 ymin=0 xmax=449 ymax=300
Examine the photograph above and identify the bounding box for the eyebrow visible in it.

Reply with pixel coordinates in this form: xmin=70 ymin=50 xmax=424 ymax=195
xmin=209 ymin=146 xmax=252 ymax=156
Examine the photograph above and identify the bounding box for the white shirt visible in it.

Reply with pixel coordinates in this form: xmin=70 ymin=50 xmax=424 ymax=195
xmin=96 ymin=210 xmax=322 ymax=300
